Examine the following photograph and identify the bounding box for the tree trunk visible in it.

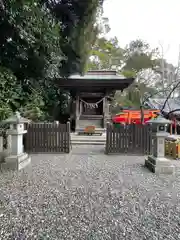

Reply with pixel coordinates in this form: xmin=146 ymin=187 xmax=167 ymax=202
xmin=140 ymin=105 xmax=144 ymax=124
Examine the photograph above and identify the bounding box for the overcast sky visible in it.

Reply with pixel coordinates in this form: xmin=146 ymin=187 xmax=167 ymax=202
xmin=103 ymin=0 xmax=180 ymax=65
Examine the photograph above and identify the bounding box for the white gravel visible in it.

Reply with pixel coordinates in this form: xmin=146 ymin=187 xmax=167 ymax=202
xmin=0 ymin=146 xmax=180 ymax=239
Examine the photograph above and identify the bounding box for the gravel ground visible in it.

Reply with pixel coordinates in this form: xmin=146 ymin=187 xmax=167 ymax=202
xmin=0 ymin=146 xmax=180 ymax=239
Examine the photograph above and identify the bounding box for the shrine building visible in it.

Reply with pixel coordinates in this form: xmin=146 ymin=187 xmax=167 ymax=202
xmin=55 ymin=70 xmax=134 ymax=134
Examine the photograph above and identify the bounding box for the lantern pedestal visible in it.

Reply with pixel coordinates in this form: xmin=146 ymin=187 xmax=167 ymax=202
xmin=3 ymin=153 xmax=31 ymax=171
xmin=145 ymin=156 xmax=175 ymax=174
xmin=145 ymin=116 xmax=175 ymax=174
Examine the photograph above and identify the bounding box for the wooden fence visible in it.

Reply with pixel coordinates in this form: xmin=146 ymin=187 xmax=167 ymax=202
xmin=24 ymin=122 xmax=71 ymax=153
xmin=105 ymin=123 xmax=152 ymax=155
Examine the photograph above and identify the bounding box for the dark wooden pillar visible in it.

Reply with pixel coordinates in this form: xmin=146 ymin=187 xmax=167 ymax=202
xmin=75 ymin=92 xmax=80 ymax=131
xmin=102 ymin=96 xmax=108 ymax=128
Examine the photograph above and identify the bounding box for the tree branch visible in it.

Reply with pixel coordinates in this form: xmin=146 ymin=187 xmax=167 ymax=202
xmin=161 ymin=45 xmax=180 ymax=112
xmin=167 ymin=109 xmax=180 ymax=117
xmin=161 ymin=81 xmax=180 ymax=112
xmin=142 ymin=82 xmax=180 ymax=104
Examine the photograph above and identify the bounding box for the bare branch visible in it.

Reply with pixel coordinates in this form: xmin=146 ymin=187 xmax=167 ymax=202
xmin=143 ymin=82 xmax=180 ymax=104
xmin=167 ymin=109 xmax=180 ymax=117
xmin=161 ymin=81 xmax=180 ymax=112
xmin=161 ymin=45 xmax=180 ymax=111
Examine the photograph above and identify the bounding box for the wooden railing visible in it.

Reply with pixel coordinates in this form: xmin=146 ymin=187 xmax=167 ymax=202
xmin=24 ymin=122 xmax=71 ymax=153
xmin=106 ymin=123 xmax=152 ymax=155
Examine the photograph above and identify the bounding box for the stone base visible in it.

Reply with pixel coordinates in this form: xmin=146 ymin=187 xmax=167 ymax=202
xmin=1 ymin=153 xmax=31 ymax=171
xmin=145 ymin=155 xmax=175 ymax=174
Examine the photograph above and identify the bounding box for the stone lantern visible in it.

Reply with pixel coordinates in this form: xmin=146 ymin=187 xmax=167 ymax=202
xmin=1 ymin=111 xmax=31 ymax=171
xmin=145 ymin=115 xmax=175 ymax=174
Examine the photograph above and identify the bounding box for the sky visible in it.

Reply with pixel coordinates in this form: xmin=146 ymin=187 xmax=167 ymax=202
xmin=103 ymin=0 xmax=180 ymax=65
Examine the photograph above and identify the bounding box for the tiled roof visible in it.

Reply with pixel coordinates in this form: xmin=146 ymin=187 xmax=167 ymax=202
xmin=68 ymin=70 xmax=126 ymax=80
xmin=148 ymin=98 xmax=180 ymax=114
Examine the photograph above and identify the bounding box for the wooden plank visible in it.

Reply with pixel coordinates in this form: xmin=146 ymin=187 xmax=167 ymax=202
xmin=142 ymin=125 xmax=146 ymax=155
xmin=137 ymin=125 xmax=141 ymax=153
xmin=105 ymin=123 xmax=110 ymax=154
xmin=132 ymin=124 xmax=136 ymax=153
xmin=129 ymin=124 xmax=133 ymax=152
xmin=125 ymin=125 xmax=128 ymax=153
xmin=32 ymin=124 xmax=36 ymax=152
xmin=59 ymin=124 xmax=62 ymax=152
xmin=66 ymin=122 xmax=70 ymax=153
xmin=108 ymin=124 xmax=112 ymax=153
xmin=38 ymin=123 xmax=41 ymax=152
xmin=33 ymin=124 xmax=36 ymax=152
xmin=41 ymin=123 xmax=44 ymax=151
xmin=35 ymin=123 xmax=38 ymax=152
xmin=145 ymin=125 xmax=150 ymax=154
xmin=148 ymin=126 xmax=152 ymax=155
xmin=30 ymin=124 xmax=33 ymax=152
xmin=117 ymin=125 xmax=121 ymax=152
xmin=120 ymin=125 xmax=123 ymax=153
xmin=52 ymin=123 xmax=56 ymax=152
xmin=56 ymin=123 xmax=59 ymax=152
xmin=105 ymin=124 xmax=153 ymax=155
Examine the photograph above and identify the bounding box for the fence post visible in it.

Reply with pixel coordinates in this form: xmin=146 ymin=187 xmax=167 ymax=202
xmin=105 ymin=122 xmax=110 ymax=154
xmin=66 ymin=121 xmax=71 ymax=153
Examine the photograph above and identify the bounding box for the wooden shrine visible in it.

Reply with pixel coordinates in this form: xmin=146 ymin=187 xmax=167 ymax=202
xmin=55 ymin=70 xmax=134 ymax=134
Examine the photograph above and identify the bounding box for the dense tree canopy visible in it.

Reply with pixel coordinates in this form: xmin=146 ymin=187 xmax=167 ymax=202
xmin=43 ymin=0 xmax=104 ymax=76
xmin=0 ymin=0 xmax=104 ymax=120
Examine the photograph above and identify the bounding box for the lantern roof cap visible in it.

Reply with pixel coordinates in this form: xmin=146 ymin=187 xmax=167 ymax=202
xmin=147 ymin=115 xmax=171 ymax=125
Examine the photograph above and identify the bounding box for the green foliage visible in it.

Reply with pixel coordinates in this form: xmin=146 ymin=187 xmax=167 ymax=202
xmin=123 ymin=39 xmax=157 ymax=73
xmin=0 ymin=105 xmax=12 ymax=122
xmin=0 ymin=1 xmax=59 ymax=80
xmin=0 ymin=0 xmax=104 ymax=121
xmin=0 ymin=66 xmax=19 ymax=120
xmin=47 ymin=0 xmax=104 ymax=76
xmin=20 ymin=89 xmax=45 ymax=121
xmin=121 ymin=40 xmax=159 ymax=107
xmin=88 ymin=31 xmax=159 ymax=110
xmin=23 ymin=107 xmax=44 ymax=121
xmin=88 ymin=36 xmax=124 ymax=70
xmin=0 ymin=67 xmax=19 ymax=105
xmin=122 ymin=70 xmax=136 ymax=78
xmin=124 ymin=53 xmax=154 ymax=73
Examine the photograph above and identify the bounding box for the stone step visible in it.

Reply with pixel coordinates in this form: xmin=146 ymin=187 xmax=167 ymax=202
xmin=71 ymin=140 xmax=106 ymax=144
xmin=71 ymin=137 xmax=106 ymax=141
xmin=71 ymin=141 xmax=105 ymax=145
xmin=71 ymin=132 xmax=106 ymax=145
xmin=75 ymin=128 xmax=106 ymax=134
xmin=71 ymin=138 xmax=106 ymax=141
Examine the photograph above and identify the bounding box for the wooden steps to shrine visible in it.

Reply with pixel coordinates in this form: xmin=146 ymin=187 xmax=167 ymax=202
xmin=70 ymin=133 xmax=106 ymax=145
xmin=75 ymin=127 xmax=106 ymax=135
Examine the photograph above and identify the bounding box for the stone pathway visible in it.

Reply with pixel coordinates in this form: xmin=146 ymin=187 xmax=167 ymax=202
xmin=0 ymin=146 xmax=180 ymax=239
